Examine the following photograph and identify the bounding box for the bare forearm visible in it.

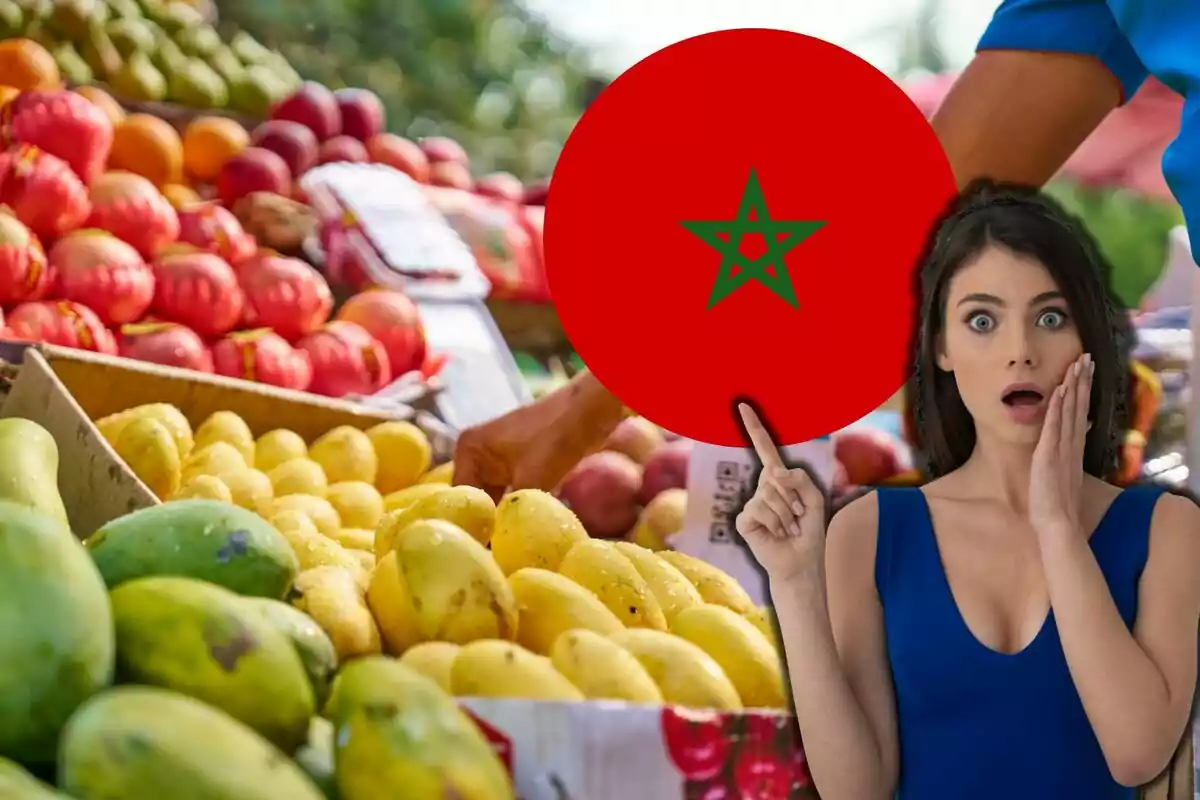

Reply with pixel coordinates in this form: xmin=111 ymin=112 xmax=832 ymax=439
xmin=559 ymin=369 xmax=627 ymax=453
xmin=1040 ymin=533 xmax=1179 ymax=781
xmin=770 ymin=572 xmax=891 ymax=800
xmin=932 ymin=51 xmax=1120 ymax=188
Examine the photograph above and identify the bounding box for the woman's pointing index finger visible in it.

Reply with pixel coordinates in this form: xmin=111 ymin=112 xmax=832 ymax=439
xmin=737 ymin=402 xmax=785 ymax=471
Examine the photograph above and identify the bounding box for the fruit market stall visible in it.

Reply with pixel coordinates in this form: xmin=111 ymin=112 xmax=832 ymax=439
xmin=0 ymin=330 xmax=814 ymax=800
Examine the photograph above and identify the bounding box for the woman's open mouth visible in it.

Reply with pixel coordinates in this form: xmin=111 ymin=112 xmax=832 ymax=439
xmin=1001 ymin=385 xmax=1046 ymax=425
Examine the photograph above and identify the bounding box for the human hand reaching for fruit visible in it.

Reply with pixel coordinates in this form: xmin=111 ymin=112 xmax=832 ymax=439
xmin=734 ymin=403 xmax=827 ymax=582
xmin=1029 ymin=352 xmax=1093 ymax=540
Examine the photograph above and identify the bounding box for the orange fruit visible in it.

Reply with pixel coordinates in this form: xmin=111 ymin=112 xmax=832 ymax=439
xmin=0 ymin=39 xmax=60 ymax=91
xmin=183 ymin=116 xmax=250 ymax=183
xmin=74 ymin=85 xmax=125 ymax=127
xmin=161 ymin=183 xmax=202 ymax=209
xmin=108 ymin=113 xmax=184 ymax=188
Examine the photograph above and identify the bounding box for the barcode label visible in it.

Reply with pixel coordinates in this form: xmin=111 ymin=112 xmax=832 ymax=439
xmin=708 ymin=459 xmax=751 ymax=544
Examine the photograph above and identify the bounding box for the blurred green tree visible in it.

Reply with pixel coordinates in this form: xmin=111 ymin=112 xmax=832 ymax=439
xmin=213 ymin=0 xmax=593 ymax=179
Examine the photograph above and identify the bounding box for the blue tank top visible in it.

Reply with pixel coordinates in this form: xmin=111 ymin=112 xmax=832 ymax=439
xmin=874 ymin=484 xmax=1165 ymax=799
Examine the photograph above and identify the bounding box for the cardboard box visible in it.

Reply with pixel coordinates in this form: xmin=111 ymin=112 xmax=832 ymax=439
xmin=458 ymin=699 xmax=813 ymax=800
xmin=0 ymin=343 xmax=454 ymax=536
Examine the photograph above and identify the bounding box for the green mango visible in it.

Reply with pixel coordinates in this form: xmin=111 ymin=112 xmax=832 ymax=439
xmin=153 ymin=0 xmax=201 ymax=33
xmin=230 ymin=30 xmax=272 ymax=65
xmin=228 ymin=64 xmax=288 ymax=116
xmin=48 ymin=0 xmax=106 ymax=42
xmin=104 ymin=17 xmax=155 ymax=58
xmin=173 ymin=23 xmax=219 ymax=57
xmin=0 ymin=500 xmax=115 ymax=765
xmin=149 ymin=35 xmax=185 ymax=76
xmin=106 ymin=0 xmax=143 ymax=19
xmin=0 ymin=0 xmax=24 ymax=39
xmin=52 ymin=41 xmax=93 ymax=85
xmin=168 ymin=56 xmax=227 ymax=108
xmin=80 ymin=23 xmax=123 ymax=81
xmin=208 ymin=44 xmax=244 ymax=83
xmin=0 ymin=756 xmax=72 ymax=798
xmin=109 ymin=49 xmax=166 ymax=102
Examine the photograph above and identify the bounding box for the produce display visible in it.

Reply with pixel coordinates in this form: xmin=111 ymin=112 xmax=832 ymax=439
xmin=0 ymin=402 xmax=811 ymax=798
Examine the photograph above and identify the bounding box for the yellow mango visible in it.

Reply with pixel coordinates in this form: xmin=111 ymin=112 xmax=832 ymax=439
xmin=325 ymin=481 xmax=385 ymax=530
xmin=450 ymin=640 xmax=583 ymax=701
xmin=398 ymin=641 xmax=460 ymax=693
xmin=193 ymin=411 xmax=255 ymax=465
xmin=367 ymin=420 xmax=432 ymax=494
xmin=550 ymin=629 xmax=663 ymax=704
xmin=612 ymin=541 xmax=703 ymax=622
xmin=291 ymin=566 xmax=381 ymax=661
xmin=558 ymin=540 xmax=667 ymax=630
xmin=268 ymin=458 xmax=328 ymax=498
xmin=113 ymin=417 xmax=181 ymax=499
xmin=491 ymin=489 xmax=588 ymax=575
xmin=507 ymin=567 xmax=624 ymax=655
xmin=610 ymin=629 xmax=742 ymax=711
xmin=657 ymin=551 xmax=755 ymax=615
xmin=309 ymin=426 xmax=376 ymax=485
xmin=374 ymin=485 xmax=495 ymax=558
xmin=670 ymin=604 xmax=787 ymax=708
xmin=255 ymin=429 xmax=307 ymax=472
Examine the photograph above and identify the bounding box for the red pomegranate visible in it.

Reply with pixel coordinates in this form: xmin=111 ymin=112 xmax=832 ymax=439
xmin=295 ymin=320 xmax=391 ymax=397
xmin=211 ymin=328 xmax=313 ymax=390
xmin=0 ymin=144 xmax=91 ymax=241
xmin=238 ymin=250 xmax=333 ymax=341
xmin=7 ymin=300 xmax=117 ymax=353
xmin=175 ymin=202 xmax=257 ymax=267
xmin=334 ymin=288 xmax=427 ymax=377
xmin=85 ymin=171 xmax=180 ymax=259
xmin=0 ymin=208 xmax=51 ymax=305
xmin=151 ymin=250 xmax=244 ymax=337
xmin=49 ymin=229 xmax=154 ymax=325
xmin=5 ymin=90 xmax=114 ymax=184
xmin=118 ymin=321 xmax=214 ymax=372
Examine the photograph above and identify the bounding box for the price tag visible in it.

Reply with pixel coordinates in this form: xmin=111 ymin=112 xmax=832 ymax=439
xmin=670 ymin=437 xmax=837 ymax=605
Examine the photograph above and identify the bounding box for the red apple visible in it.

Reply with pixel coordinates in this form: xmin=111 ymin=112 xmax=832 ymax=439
xmin=365 ymin=133 xmax=428 ymax=182
xmin=50 ymin=229 xmax=154 ymax=325
xmin=151 ymin=250 xmax=244 ymax=337
xmin=7 ymin=300 xmax=117 ymax=353
xmin=250 ymin=120 xmax=319 ymax=179
xmin=216 ymin=147 xmax=290 ymax=207
xmin=639 ymin=439 xmax=692 ymax=505
xmin=118 ymin=321 xmax=213 ymax=372
xmin=269 ymin=81 xmax=341 ymax=141
xmin=0 ymin=209 xmax=51 ymax=305
xmin=419 ymin=136 xmax=468 ymax=166
xmin=474 ymin=172 xmax=523 ymax=203
xmin=334 ymin=288 xmax=427 ymax=377
xmin=6 ymin=90 xmax=113 ymax=184
xmin=557 ymin=451 xmax=643 ymax=538
xmin=318 ymin=135 xmax=369 ymax=165
xmin=334 ymin=87 xmax=385 ymax=142
xmin=85 ymin=171 xmax=180 ymax=260
xmin=0 ymin=144 xmax=91 ymax=241
xmin=523 ymin=179 xmax=550 ymax=206
xmin=211 ymin=328 xmax=312 ymax=390
xmin=832 ymin=428 xmax=907 ymax=486
xmin=428 ymin=160 xmax=471 ymax=190
xmin=604 ymin=416 xmax=666 ymax=465
xmin=296 ymin=320 xmax=391 ymax=397
xmin=175 ymin=202 xmax=257 ymax=267
xmin=239 ymin=250 xmax=333 ymax=341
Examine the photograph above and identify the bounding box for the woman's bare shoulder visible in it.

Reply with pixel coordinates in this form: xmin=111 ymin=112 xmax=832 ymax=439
xmin=827 ymin=490 xmax=881 ymax=562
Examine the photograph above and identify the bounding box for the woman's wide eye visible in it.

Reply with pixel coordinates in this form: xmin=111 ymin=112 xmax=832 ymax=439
xmin=1037 ymin=309 xmax=1067 ymax=328
xmin=967 ymin=312 xmax=994 ymax=332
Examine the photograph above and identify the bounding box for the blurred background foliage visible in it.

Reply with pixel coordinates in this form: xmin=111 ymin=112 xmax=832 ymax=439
xmin=213 ymin=0 xmax=594 ymax=179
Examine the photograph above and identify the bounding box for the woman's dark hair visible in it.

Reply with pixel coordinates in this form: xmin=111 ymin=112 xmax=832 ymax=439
xmin=907 ymin=179 xmax=1130 ymax=479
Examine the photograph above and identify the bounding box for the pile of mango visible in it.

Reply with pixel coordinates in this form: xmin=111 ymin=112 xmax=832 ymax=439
xmin=5 ymin=0 xmax=302 ymax=113
xmin=0 ymin=404 xmax=787 ymax=798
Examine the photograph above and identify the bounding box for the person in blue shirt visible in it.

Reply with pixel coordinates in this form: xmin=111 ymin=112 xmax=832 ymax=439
xmin=735 ymin=180 xmax=1200 ymax=799
xmin=937 ymin=0 xmax=1198 ymax=250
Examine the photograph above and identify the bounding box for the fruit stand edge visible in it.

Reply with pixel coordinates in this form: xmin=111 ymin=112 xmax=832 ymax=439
xmin=0 ymin=346 xmax=158 ymax=538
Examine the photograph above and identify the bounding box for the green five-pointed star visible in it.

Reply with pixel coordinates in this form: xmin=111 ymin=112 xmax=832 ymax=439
xmin=681 ymin=169 xmax=825 ymax=309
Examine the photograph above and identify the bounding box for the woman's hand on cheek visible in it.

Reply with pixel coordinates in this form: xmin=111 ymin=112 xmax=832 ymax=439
xmin=1029 ymin=353 xmax=1093 ymax=540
